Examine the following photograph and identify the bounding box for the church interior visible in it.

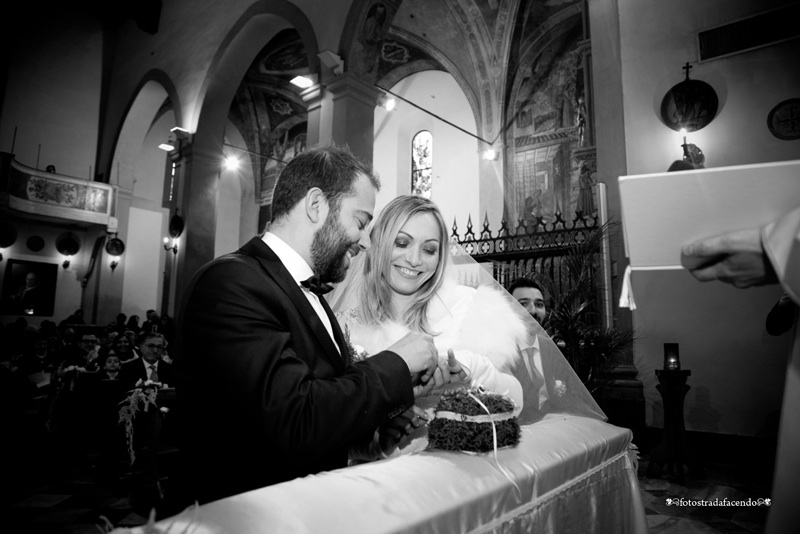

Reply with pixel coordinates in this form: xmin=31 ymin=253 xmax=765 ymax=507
xmin=1 ymin=0 xmax=799 ymax=532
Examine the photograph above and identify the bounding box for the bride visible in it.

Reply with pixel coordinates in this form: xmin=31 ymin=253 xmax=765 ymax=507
xmin=328 ymin=195 xmax=603 ymax=461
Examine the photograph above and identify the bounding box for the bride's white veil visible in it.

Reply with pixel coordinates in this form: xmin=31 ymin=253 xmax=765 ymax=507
xmin=326 ymin=205 xmax=605 ymax=426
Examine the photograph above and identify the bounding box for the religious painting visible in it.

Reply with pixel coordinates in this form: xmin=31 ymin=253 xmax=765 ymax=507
xmin=507 ymin=15 xmax=591 ymax=224
xmin=1 ymin=259 xmax=58 ymax=317
xmin=514 ymin=146 xmax=557 ymax=225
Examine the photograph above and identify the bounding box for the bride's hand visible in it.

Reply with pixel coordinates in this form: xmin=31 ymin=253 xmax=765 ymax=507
xmin=446 ymin=349 xmax=468 ymax=382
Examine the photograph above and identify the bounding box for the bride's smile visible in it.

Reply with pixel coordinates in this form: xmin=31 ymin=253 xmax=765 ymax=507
xmin=388 ymin=212 xmax=441 ymax=296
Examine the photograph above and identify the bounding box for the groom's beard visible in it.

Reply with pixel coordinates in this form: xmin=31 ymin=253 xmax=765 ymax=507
xmin=310 ymin=210 xmax=353 ymax=284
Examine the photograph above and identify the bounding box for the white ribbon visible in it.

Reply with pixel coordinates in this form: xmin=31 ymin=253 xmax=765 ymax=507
xmin=466 ymin=392 xmax=522 ymax=499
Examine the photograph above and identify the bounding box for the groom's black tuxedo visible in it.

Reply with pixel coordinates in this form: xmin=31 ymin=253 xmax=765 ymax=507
xmin=172 ymin=237 xmax=413 ymax=504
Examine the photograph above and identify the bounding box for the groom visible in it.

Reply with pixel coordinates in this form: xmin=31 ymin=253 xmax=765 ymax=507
xmin=172 ymin=146 xmax=439 ymax=505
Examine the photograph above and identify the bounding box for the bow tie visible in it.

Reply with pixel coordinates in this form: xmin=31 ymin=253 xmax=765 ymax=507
xmin=301 ymin=276 xmax=333 ymax=296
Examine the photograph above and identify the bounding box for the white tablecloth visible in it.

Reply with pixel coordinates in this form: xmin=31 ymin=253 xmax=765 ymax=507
xmin=139 ymin=415 xmax=647 ymax=533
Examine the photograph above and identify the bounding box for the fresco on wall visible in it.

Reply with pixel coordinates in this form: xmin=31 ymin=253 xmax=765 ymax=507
xmin=259 ymin=128 xmax=307 ymax=208
xmin=350 ymin=0 xmax=444 ymax=83
xmin=507 ymin=19 xmax=591 ymax=225
xmin=4 ymin=161 xmax=113 ymax=225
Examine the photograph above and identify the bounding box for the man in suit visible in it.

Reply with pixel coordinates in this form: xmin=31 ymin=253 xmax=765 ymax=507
xmin=120 ymin=332 xmax=175 ymax=389
xmin=172 ymin=146 xmax=440 ymax=505
xmin=509 ymin=277 xmax=548 ymax=325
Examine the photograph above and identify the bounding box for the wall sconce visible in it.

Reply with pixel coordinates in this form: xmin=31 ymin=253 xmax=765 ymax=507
xmin=290 ymin=74 xmax=318 ymax=89
xmin=158 ymin=138 xmax=175 ymax=151
xmin=56 ymin=232 xmax=80 ymax=270
xmin=105 ymin=234 xmax=125 ymax=271
xmin=159 ymin=126 xmax=192 ymax=153
xmin=163 ymin=237 xmax=178 ymax=255
xmin=377 ymin=93 xmax=396 ymax=111
xmin=163 ymin=210 xmax=185 ymax=255
xmin=482 ymin=146 xmax=499 ymax=161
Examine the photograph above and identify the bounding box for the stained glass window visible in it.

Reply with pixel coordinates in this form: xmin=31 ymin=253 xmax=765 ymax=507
xmin=411 ymin=131 xmax=432 ymax=198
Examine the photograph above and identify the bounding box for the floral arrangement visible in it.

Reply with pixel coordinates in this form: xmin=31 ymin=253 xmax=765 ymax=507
xmin=428 ymin=388 xmax=521 ymax=452
xmin=343 ymin=325 xmax=369 ymax=363
xmin=118 ymin=378 xmax=162 ymax=465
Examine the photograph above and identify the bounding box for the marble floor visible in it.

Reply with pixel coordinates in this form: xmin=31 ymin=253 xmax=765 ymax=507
xmin=2 ymin=437 xmax=774 ymax=533
xmin=638 ymin=456 xmax=772 ymax=534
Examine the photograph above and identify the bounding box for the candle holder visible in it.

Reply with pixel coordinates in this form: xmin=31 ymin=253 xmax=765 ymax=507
xmin=664 ymin=343 xmax=680 ymax=371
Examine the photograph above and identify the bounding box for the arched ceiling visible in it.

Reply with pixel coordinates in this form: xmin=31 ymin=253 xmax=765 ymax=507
xmin=226 ymin=0 xmax=584 ymax=198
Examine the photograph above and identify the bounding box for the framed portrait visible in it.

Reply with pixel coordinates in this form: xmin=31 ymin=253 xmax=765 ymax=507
xmin=1 ymin=259 xmax=58 ymax=316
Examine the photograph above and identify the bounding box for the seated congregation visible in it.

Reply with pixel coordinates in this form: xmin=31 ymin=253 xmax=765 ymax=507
xmin=1 ymin=309 xmax=178 ymax=512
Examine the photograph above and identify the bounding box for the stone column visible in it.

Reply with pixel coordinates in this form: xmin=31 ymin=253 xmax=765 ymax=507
xmin=306 ymin=73 xmax=381 ymax=164
xmin=172 ymin=138 xmax=219 ymax=310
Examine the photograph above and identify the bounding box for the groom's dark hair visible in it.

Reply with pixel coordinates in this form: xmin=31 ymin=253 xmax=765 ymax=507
xmin=270 ymin=145 xmax=379 ymax=223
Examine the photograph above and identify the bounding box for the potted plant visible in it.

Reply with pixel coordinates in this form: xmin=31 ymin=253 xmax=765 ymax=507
xmin=530 ymin=222 xmax=634 ymax=393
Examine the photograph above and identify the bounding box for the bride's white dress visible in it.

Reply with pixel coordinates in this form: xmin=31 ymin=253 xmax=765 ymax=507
xmin=337 ymin=278 xmax=532 ymax=459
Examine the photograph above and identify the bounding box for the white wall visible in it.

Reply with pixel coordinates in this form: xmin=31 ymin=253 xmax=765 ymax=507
xmin=373 ymin=71 xmax=481 ymax=227
xmin=617 ymin=0 xmax=800 ymax=436
xmin=121 ymin=207 xmax=164 ymax=320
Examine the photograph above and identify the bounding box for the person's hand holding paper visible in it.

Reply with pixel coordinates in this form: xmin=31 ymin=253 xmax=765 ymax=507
xmin=681 ymin=228 xmax=778 ymax=288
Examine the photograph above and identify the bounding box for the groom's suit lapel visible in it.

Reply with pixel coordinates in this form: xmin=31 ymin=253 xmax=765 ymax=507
xmin=240 ymin=237 xmax=347 ymax=371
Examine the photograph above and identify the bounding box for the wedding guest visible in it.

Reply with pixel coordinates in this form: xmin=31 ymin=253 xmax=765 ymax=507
xmin=126 ymin=315 xmax=141 ymax=335
xmin=120 ymin=332 xmax=175 ymax=389
xmin=682 ymin=206 xmax=800 ymax=534
xmin=109 ymin=313 xmax=127 ymax=336
xmin=59 ymin=308 xmax=85 ymax=330
xmin=123 ymin=330 xmax=138 ymax=350
xmin=158 ymin=314 xmax=175 ymax=346
xmin=333 ymin=195 xmax=530 ymax=460
xmin=120 ymin=335 xmax=173 ymax=507
xmin=78 ymin=333 xmax=101 ymax=372
xmin=172 ymin=145 xmax=439 ymax=506
xmin=84 ymin=349 xmax=127 ymax=487
xmin=16 ymin=332 xmax=59 ymax=377
xmin=509 ymin=277 xmax=548 ymax=324
xmin=140 ymin=310 xmax=159 ymax=334
xmin=113 ymin=332 xmax=139 ymax=364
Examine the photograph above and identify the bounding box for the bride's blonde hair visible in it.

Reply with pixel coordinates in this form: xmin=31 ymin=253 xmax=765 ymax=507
xmin=359 ymin=195 xmax=449 ymax=334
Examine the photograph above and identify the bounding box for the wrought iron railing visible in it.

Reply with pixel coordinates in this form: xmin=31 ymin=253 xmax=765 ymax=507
xmin=452 ymin=210 xmax=600 ymax=303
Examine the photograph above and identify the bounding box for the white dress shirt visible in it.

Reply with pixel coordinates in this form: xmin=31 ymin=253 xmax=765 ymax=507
xmin=262 ymin=232 xmax=339 ymax=351
xmin=143 ymin=358 xmax=159 ymax=380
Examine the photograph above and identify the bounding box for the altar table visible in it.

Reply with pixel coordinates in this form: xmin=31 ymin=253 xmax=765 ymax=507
xmin=137 ymin=415 xmax=647 ymax=533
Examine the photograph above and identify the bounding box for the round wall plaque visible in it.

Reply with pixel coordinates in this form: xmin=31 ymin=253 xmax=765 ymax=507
xmin=660 ymin=78 xmax=719 ymax=132
xmin=56 ymin=232 xmax=81 ymax=256
xmin=767 ymin=98 xmax=800 ymax=140
xmin=27 ymin=235 xmax=45 ymax=252
xmin=105 ymin=237 xmax=125 ymax=256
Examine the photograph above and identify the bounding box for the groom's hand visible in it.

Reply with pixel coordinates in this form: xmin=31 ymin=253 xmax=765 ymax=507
xmin=387 ymin=331 xmax=438 ymax=386
xmin=378 ymin=405 xmax=429 ymax=456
